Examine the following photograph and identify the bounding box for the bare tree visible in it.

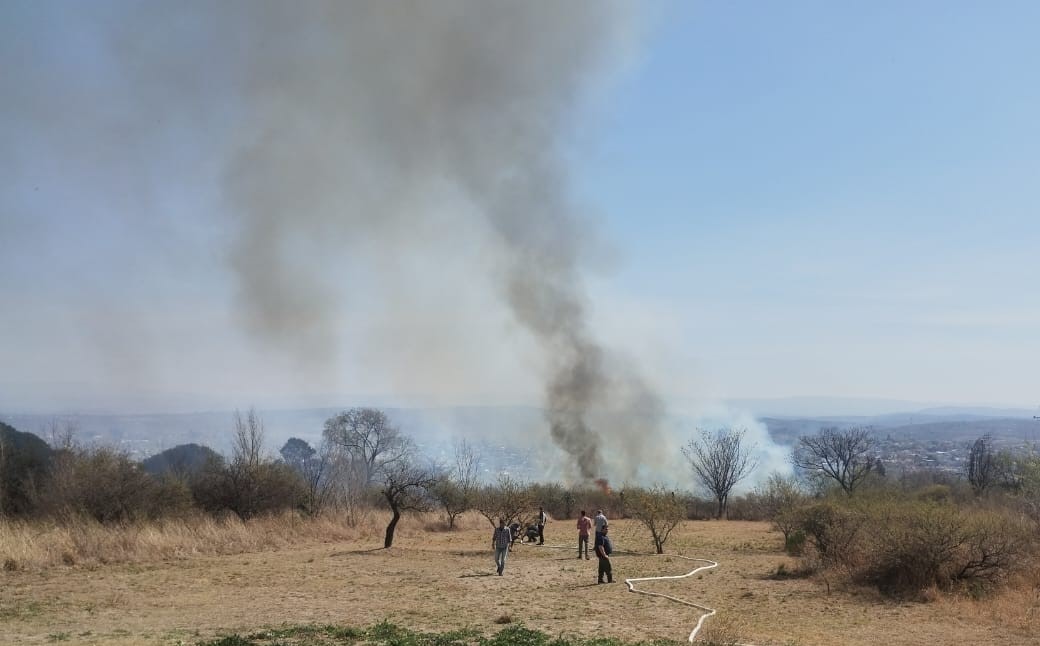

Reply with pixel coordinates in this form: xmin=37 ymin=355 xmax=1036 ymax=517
xmin=793 ymin=426 xmax=876 ymax=496
xmin=967 ymin=435 xmax=996 ymax=495
xmin=321 ymin=408 xmax=433 ymax=546
xmin=682 ymin=428 xmax=759 ymax=519
xmin=323 ymin=408 xmax=408 ymax=486
xmin=233 ymin=408 xmax=265 ymax=469
xmin=474 ymin=475 xmax=533 ymax=529
xmin=46 ymin=418 xmax=78 ymax=451
xmin=380 ymin=457 xmax=437 ymax=548
xmin=752 ymin=472 xmax=808 ymax=544
xmin=281 ymin=437 xmax=339 ymax=515
xmin=430 ymin=439 xmax=481 ymax=529
xmin=625 ymin=485 xmax=687 ymax=554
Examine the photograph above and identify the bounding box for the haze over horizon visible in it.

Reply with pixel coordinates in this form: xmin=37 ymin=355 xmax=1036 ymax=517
xmin=3 ymin=2 xmax=1039 ymax=424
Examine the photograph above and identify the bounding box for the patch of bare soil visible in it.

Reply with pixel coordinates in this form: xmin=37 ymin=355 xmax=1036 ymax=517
xmin=0 ymin=516 xmax=1036 ymax=645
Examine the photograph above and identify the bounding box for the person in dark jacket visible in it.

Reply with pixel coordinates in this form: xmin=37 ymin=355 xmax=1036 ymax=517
xmin=594 ymin=524 xmax=613 ymax=583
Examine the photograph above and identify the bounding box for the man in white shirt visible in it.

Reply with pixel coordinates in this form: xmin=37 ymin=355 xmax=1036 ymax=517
xmin=594 ymin=509 xmax=608 ymax=538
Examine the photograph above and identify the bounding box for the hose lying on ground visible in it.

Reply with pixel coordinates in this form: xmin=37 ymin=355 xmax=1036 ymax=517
xmin=520 ymin=536 xmax=723 ymax=643
xmin=623 ymin=557 xmax=718 ymax=642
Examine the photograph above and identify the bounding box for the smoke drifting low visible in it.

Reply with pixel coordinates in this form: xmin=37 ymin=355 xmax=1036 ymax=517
xmin=7 ymin=1 xmax=665 ymax=481
xmin=194 ymin=2 xmax=660 ymax=482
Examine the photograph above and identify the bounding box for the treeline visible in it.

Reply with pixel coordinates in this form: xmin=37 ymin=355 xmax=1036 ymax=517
xmin=2 ymin=412 xmax=1039 ymax=599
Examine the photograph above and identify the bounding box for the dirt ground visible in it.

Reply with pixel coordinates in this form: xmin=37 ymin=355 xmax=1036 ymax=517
xmin=1 ymin=517 xmax=1037 ymax=645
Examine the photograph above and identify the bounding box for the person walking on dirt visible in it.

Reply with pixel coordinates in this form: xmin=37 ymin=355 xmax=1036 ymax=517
xmin=576 ymin=510 xmax=592 ymax=559
xmin=537 ymin=506 xmax=548 ymax=545
xmin=595 ymin=524 xmax=614 ymax=583
xmin=492 ymin=518 xmax=512 ymax=575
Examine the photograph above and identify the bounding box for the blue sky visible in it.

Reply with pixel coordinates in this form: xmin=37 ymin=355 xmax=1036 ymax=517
xmin=575 ymin=1 xmax=1040 ymax=406
xmin=1 ymin=1 xmax=1038 ymax=414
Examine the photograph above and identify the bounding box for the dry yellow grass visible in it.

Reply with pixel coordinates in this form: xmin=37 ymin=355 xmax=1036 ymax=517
xmin=1 ymin=513 xmax=1037 ymax=645
xmin=0 ymin=511 xmax=377 ymax=571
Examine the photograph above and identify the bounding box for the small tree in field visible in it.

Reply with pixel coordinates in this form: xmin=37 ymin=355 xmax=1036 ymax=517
xmin=752 ymin=472 xmax=807 ymax=545
xmin=682 ymin=428 xmax=759 ymax=519
xmin=380 ymin=457 xmax=437 ymax=548
xmin=474 ymin=475 xmax=533 ymax=528
xmin=429 ymin=439 xmax=481 ymax=529
xmin=625 ymin=485 xmax=687 ymax=554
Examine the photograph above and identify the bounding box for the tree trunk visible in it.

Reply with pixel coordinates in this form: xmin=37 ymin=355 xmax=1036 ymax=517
xmin=715 ymin=496 xmax=725 ymax=520
xmin=384 ymin=505 xmax=401 ymax=548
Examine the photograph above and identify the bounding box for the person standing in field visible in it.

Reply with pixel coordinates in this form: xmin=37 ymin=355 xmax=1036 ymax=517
xmin=576 ymin=510 xmax=592 ymax=559
xmin=537 ymin=506 xmax=548 ymax=545
xmin=594 ymin=524 xmax=614 ymax=583
xmin=593 ymin=509 xmax=607 ymax=538
xmin=492 ymin=518 xmax=512 ymax=575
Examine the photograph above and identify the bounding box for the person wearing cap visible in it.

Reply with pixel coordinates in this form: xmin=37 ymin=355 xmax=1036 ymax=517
xmin=594 ymin=524 xmax=614 ymax=583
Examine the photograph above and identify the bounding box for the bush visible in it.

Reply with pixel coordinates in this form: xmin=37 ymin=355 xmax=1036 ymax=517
xmin=37 ymin=446 xmax=173 ymax=523
xmin=191 ymin=456 xmax=305 ymax=519
xmin=795 ymin=501 xmax=868 ymax=569
xmin=792 ymin=495 xmax=1034 ymax=598
xmin=784 ymin=528 xmax=806 ymax=556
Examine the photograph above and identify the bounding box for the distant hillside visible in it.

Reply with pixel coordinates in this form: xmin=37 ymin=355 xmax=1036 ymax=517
xmin=142 ymin=443 xmax=221 ymax=476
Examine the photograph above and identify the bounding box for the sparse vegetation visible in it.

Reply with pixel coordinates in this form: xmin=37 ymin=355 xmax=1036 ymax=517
xmin=195 ymin=622 xmax=683 ymax=646
xmin=2 ymin=412 xmax=1040 ymax=645
xmin=624 ymin=485 xmax=686 ymax=554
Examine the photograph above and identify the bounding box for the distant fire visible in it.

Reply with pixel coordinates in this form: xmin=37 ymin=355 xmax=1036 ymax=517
xmin=594 ymin=478 xmax=611 ymax=495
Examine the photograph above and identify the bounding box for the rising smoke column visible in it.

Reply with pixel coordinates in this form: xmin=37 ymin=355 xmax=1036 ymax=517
xmin=108 ymin=1 xmax=663 ymax=481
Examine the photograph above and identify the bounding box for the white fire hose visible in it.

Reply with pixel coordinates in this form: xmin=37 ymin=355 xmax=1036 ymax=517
xmin=622 ymin=556 xmax=718 ymax=642
xmin=519 ymin=536 xmax=730 ymax=643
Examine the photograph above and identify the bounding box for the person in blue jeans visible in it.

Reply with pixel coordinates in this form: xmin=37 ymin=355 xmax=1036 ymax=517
xmin=492 ymin=518 xmax=512 ymax=575
xmin=594 ymin=524 xmax=614 ymax=583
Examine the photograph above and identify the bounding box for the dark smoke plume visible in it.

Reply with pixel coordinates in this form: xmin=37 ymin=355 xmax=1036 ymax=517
xmin=100 ymin=1 xmax=665 ymax=481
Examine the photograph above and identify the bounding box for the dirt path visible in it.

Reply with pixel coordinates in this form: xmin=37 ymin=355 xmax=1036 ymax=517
xmin=0 ymin=520 xmax=1035 ymax=645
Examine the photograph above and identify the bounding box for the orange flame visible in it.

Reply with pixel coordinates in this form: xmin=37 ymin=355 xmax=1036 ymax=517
xmin=594 ymin=478 xmax=611 ymax=495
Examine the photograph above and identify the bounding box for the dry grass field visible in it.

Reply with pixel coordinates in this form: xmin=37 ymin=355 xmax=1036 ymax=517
xmin=1 ymin=512 xmax=1038 ymax=645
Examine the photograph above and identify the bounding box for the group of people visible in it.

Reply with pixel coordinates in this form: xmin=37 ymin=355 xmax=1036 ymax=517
xmin=491 ymin=507 xmax=613 ymax=584
xmin=577 ymin=509 xmax=613 ymax=583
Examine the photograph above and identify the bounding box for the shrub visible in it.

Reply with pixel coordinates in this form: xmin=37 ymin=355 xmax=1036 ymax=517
xmin=794 ymin=495 xmax=1034 ymax=598
xmin=795 ymin=501 xmax=868 ymax=569
xmin=857 ymin=502 xmax=969 ymax=595
xmin=783 ymin=528 xmax=806 ymax=556
xmin=37 ymin=446 xmax=168 ymax=523
xmin=190 ymin=456 xmax=305 ymax=519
